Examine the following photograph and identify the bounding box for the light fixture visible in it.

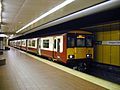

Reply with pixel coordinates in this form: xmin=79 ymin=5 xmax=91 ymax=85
xmin=0 ymin=0 xmax=2 ymax=23
xmin=0 ymin=34 xmax=8 ymax=37
xmin=16 ymin=0 xmax=75 ymax=33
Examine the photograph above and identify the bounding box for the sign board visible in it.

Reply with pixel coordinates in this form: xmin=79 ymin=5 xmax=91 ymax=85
xmin=102 ymin=41 xmax=120 ymax=45
xmin=95 ymin=41 xmax=102 ymax=45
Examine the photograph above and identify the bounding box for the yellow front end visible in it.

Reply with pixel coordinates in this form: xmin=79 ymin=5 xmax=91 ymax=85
xmin=67 ymin=47 xmax=93 ymax=60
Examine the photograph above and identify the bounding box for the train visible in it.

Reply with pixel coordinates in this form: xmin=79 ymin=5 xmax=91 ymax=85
xmin=10 ymin=30 xmax=94 ymax=71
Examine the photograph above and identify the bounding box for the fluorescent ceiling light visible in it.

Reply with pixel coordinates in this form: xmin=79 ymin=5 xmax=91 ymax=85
xmin=0 ymin=34 xmax=8 ymax=37
xmin=16 ymin=0 xmax=75 ymax=33
xmin=0 ymin=0 xmax=2 ymax=22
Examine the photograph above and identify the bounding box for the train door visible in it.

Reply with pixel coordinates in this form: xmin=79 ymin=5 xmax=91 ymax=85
xmin=57 ymin=39 xmax=60 ymax=53
xmin=38 ymin=38 xmax=41 ymax=55
xmin=53 ymin=38 xmax=61 ymax=59
xmin=53 ymin=36 xmax=64 ymax=61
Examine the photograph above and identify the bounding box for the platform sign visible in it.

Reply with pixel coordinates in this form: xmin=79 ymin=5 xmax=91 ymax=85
xmin=102 ymin=41 xmax=120 ymax=45
xmin=95 ymin=41 xmax=102 ymax=45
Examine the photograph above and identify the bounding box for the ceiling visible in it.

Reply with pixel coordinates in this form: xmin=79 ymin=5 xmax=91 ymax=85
xmin=0 ymin=0 xmax=109 ymax=37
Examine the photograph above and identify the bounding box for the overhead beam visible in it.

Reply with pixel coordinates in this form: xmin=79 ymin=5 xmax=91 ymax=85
xmin=0 ymin=32 xmax=22 ymax=35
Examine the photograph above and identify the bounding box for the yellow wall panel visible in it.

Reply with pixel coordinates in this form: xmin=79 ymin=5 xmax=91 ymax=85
xmin=95 ymin=23 xmax=120 ymax=66
xmin=96 ymin=46 xmax=103 ymax=63
xmin=119 ymin=45 xmax=120 ymax=66
xmin=102 ymin=46 xmax=111 ymax=64
xmin=111 ymin=46 xmax=120 ymax=66
xmin=103 ymin=31 xmax=111 ymax=40
xmin=96 ymin=32 xmax=103 ymax=41
xmin=111 ymin=30 xmax=119 ymax=40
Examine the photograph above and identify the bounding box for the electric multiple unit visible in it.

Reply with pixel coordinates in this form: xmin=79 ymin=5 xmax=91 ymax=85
xmin=10 ymin=30 xmax=94 ymax=71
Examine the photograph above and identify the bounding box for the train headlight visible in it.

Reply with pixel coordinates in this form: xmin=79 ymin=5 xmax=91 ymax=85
xmin=68 ymin=55 xmax=74 ymax=59
xmin=86 ymin=54 xmax=92 ymax=58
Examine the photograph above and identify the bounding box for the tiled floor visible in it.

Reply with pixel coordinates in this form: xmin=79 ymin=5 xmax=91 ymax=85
xmin=0 ymin=48 xmax=107 ymax=90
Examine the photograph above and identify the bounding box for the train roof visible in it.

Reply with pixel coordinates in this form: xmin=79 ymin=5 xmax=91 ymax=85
xmin=67 ymin=30 xmax=92 ymax=34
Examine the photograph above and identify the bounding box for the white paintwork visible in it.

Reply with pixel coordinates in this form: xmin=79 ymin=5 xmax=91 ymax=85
xmin=40 ymin=35 xmax=63 ymax=53
xmin=41 ymin=36 xmax=54 ymax=51
xmin=21 ymin=39 xmax=26 ymax=47
xmin=17 ymin=40 xmax=21 ymax=46
xmin=54 ymin=36 xmax=63 ymax=53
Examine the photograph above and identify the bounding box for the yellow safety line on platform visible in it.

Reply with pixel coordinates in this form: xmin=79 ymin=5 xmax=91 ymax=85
xmin=19 ymin=50 xmax=120 ymax=90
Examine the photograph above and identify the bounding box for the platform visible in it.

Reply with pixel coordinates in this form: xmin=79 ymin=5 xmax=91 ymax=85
xmin=0 ymin=48 xmax=119 ymax=90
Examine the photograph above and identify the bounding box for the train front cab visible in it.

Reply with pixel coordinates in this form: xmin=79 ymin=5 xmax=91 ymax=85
xmin=66 ymin=31 xmax=94 ymax=71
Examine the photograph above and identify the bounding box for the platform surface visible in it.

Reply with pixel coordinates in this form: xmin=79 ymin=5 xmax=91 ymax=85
xmin=0 ymin=48 xmax=110 ymax=90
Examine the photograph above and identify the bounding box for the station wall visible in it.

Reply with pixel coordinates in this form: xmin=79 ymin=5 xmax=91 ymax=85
xmin=95 ymin=22 xmax=120 ymax=66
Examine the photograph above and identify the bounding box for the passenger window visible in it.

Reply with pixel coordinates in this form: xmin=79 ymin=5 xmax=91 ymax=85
xmin=23 ymin=41 xmax=26 ymax=46
xmin=86 ymin=39 xmax=92 ymax=47
xmin=43 ymin=40 xmax=49 ymax=48
xmin=32 ymin=40 xmax=35 ymax=47
xmin=67 ymin=37 xmax=75 ymax=48
xmin=29 ymin=40 xmax=31 ymax=46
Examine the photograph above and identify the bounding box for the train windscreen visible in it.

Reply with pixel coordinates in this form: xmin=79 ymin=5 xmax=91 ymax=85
xmin=67 ymin=34 xmax=75 ymax=48
xmin=85 ymin=35 xmax=93 ymax=47
xmin=67 ymin=34 xmax=93 ymax=48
